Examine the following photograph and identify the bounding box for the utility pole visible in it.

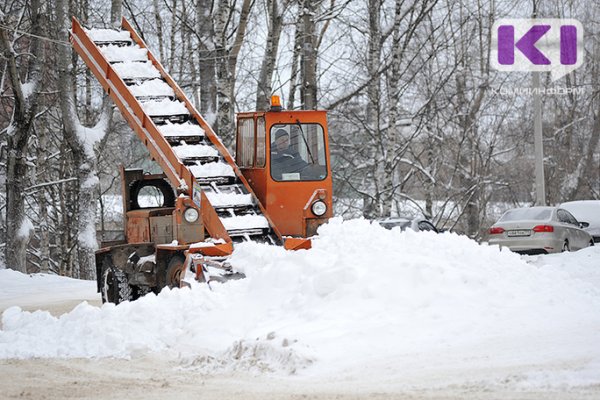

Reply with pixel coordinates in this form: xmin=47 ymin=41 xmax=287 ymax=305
xmin=531 ymin=0 xmax=546 ymax=206
xmin=532 ymin=71 xmax=546 ymax=205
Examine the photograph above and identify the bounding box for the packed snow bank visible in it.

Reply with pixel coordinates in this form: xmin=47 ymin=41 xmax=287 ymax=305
xmin=1 ymin=219 xmax=599 ymax=387
xmin=0 ymin=269 xmax=96 ymax=312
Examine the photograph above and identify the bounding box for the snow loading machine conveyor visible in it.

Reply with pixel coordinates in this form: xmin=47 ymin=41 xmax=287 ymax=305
xmin=70 ymin=17 xmax=333 ymax=303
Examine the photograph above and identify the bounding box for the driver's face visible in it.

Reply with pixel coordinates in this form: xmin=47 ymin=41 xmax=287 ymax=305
xmin=275 ymin=135 xmax=290 ymax=152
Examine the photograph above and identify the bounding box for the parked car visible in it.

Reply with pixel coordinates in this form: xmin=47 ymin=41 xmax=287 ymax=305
xmin=559 ymin=200 xmax=600 ymax=243
xmin=488 ymin=206 xmax=594 ymax=254
xmin=377 ymin=217 xmax=441 ymax=233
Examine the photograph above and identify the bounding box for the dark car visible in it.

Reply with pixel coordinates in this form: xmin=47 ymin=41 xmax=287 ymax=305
xmin=377 ymin=217 xmax=440 ymax=233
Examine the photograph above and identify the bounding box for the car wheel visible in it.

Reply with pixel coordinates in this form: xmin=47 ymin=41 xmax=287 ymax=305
xmin=590 ymin=240 xmax=595 ymax=247
xmin=101 ymin=261 xmax=133 ymax=304
xmin=562 ymin=240 xmax=570 ymax=252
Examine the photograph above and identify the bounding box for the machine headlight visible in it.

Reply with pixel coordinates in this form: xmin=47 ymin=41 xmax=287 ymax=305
xmin=311 ymin=200 xmax=327 ymax=217
xmin=184 ymin=207 xmax=199 ymax=223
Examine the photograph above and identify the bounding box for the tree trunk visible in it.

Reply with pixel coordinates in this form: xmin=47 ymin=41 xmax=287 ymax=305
xmin=168 ymin=0 xmax=178 ymax=72
xmin=214 ymin=0 xmax=233 ymax=144
xmin=0 ymin=0 xmax=44 ymax=273
xmin=56 ymin=0 xmax=116 ymax=279
xmin=36 ymin=124 xmax=51 ymax=273
xmin=301 ymin=0 xmax=317 ymax=110
xmin=287 ymin=15 xmax=303 ymax=110
xmin=196 ymin=0 xmax=217 ymax=124
xmin=256 ymin=0 xmax=284 ymax=111
xmin=366 ymin=0 xmax=381 ymax=129
xmin=153 ymin=0 xmax=165 ymax=61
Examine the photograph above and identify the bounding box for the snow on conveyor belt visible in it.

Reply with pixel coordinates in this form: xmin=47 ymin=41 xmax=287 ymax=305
xmin=190 ymin=163 xmax=235 ymax=178
xmin=141 ymin=99 xmax=189 ymax=116
xmin=173 ymin=144 xmax=218 ymax=159
xmin=205 ymin=193 xmax=253 ymax=208
xmin=128 ymin=79 xmax=175 ymax=98
xmin=158 ymin=122 xmax=205 ymax=137
xmin=99 ymin=44 xmax=148 ymax=63
xmin=221 ymin=215 xmax=269 ymax=231
xmin=111 ymin=61 xmax=161 ymax=80
xmin=86 ymin=28 xmax=131 ymax=42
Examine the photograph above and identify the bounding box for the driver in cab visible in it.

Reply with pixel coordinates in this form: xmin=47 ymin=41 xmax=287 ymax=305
xmin=271 ymin=128 xmax=308 ymax=181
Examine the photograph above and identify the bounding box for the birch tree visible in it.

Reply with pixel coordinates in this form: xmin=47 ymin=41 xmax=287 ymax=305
xmin=300 ymin=0 xmax=318 ymax=109
xmin=0 ymin=0 xmax=45 ymax=272
xmin=256 ymin=0 xmax=286 ymax=110
xmin=54 ymin=0 xmax=122 ymax=279
xmin=196 ymin=0 xmax=218 ymax=121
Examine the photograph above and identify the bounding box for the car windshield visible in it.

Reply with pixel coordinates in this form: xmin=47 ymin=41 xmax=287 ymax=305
xmin=499 ymin=208 xmax=552 ymax=222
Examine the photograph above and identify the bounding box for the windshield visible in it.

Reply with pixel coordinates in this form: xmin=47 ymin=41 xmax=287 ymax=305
xmin=270 ymin=123 xmax=327 ymax=181
xmin=499 ymin=208 xmax=552 ymax=222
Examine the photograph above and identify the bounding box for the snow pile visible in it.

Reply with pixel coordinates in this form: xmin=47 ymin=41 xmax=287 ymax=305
xmin=180 ymin=333 xmax=312 ymax=375
xmin=87 ymin=28 xmax=131 ymax=43
xmin=1 ymin=219 xmax=599 ymax=387
xmin=221 ymin=215 xmax=269 ymax=231
xmin=141 ymin=99 xmax=188 ymax=116
xmin=190 ymin=162 xmax=235 ymax=178
xmin=158 ymin=121 xmax=205 ymax=137
xmin=206 ymin=192 xmax=253 ymax=208
xmin=100 ymin=44 xmax=147 ymax=62
xmin=112 ymin=61 xmax=161 ymax=80
xmin=129 ymin=79 xmax=174 ymax=98
xmin=0 ymin=269 xmax=96 ymax=311
xmin=173 ymin=143 xmax=218 ymax=159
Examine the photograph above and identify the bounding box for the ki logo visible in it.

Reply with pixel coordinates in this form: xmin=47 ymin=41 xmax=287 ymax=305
xmin=491 ymin=19 xmax=584 ymax=81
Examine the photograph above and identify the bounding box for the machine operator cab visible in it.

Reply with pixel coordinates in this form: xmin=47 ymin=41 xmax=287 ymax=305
xmin=236 ymin=96 xmax=333 ymax=238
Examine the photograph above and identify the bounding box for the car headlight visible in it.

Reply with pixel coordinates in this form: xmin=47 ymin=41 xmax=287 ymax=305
xmin=184 ymin=207 xmax=199 ymax=223
xmin=311 ymin=200 xmax=327 ymax=217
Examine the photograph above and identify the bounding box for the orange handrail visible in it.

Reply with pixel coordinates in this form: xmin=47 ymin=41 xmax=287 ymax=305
xmin=70 ymin=17 xmax=232 ymax=242
xmin=120 ymin=17 xmax=283 ymax=241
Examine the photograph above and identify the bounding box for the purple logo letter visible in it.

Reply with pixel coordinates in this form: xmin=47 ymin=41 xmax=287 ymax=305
xmin=498 ymin=25 xmax=551 ymax=65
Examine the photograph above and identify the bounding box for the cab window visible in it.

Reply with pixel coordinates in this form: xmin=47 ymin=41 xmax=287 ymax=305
xmin=256 ymin=117 xmax=266 ymax=167
xmin=270 ymin=123 xmax=327 ymax=182
xmin=236 ymin=118 xmax=254 ymax=167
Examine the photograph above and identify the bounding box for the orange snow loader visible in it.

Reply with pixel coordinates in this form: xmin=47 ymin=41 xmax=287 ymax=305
xmin=70 ymin=17 xmax=333 ymax=303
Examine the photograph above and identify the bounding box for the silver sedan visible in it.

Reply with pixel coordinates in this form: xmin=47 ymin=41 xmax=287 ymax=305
xmin=488 ymin=206 xmax=593 ymax=254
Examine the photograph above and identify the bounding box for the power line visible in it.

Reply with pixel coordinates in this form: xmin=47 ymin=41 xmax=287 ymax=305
xmin=0 ymin=23 xmax=71 ymax=46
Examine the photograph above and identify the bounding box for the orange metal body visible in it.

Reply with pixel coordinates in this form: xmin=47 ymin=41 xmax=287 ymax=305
xmin=72 ymin=17 xmax=332 ymax=266
xmin=237 ymin=110 xmax=333 ymax=237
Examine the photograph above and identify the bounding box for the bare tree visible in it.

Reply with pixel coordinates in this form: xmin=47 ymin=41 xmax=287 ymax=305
xmin=300 ymin=0 xmax=318 ymax=109
xmin=256 ymin=0 xmax=286 ymax=110
xmin=54 ymin=0 xmax=121 ymax=279
xmin=0 ymin=0 xmax=45 ymax=272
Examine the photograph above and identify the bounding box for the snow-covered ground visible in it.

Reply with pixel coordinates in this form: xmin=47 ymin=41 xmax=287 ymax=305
xmin=1 ymin=218 xmax=599 ymax=398
xmin=0 ymin=269 xmax=98 ymax=314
